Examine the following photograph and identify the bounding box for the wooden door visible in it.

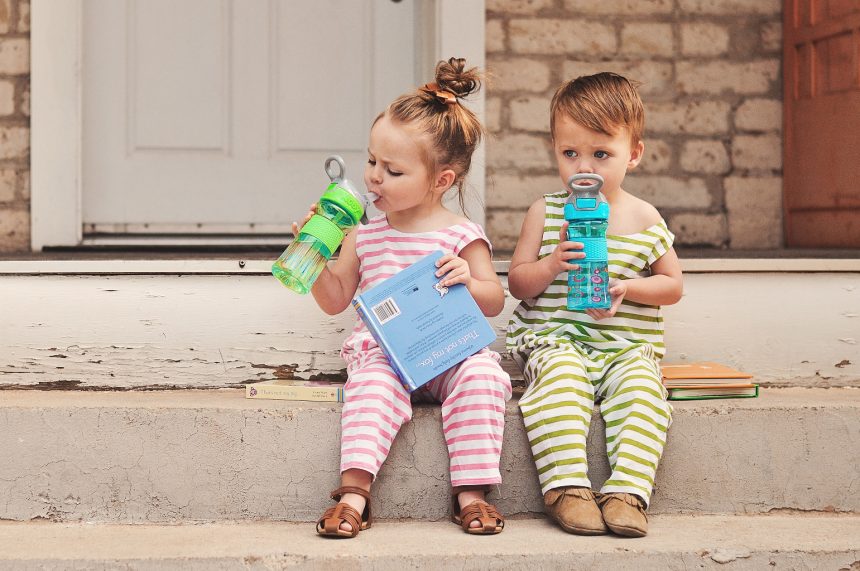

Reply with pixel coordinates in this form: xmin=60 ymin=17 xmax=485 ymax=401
xmin=81 ymin=0 xmax=415 ymax=237
xmin=784 ymin=0 xmax=860 ymax=247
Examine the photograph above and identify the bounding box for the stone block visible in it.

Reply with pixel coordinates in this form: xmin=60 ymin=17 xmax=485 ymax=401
xmin=735 ymin=98 xmax=782 ymax=132
xmin=485 ymin=96 xmax=502 ymax=133
xmin=0 ymin=208 xmax=29 ymax=253
xmin=0 ymin=38 xmax=28 ymax=75
xmin=0 ymin=126 xmax=28 ymax=160
xmin=16 ymin=0 xmax=28 ymax=33
xmin=670 ymin=212 xmax=727 ymax=246
xmin=487 ymin=0 xmax=554 ymax=15
xmin=732 ymin=134 xmax=782 ymax=171
xmin=486 ymin=18 xmax=505 ymax=53
xmin=562 ymin=60 xmax=673 ymax=97
xmin=725 ymin=176 xmax=783 ymax=248
xmin=487 ymin=58 xmax=551 ymax=92
xmin=509 ymin=95 xmax=550 ymax=133
xmin=680 ymin=23 xmax=729 ymax=56
xmin=676 ymin=60 xmax=781 ymax=95
xmin=564 ymin=0 xmax=673 ymax=15
xmin=761 ymin=21 xmax=782 ymax=53
xmin=680 ymin=140 xmax=730 ymax=175
xmin=678 ymin=0 xmax=781 ymax=15
xmin=624 ymin=174 xmax=712 ymax=209
xmin=0 ymin=168 xmax=15 ymax=201
xmin=486 ymin=133 xmax=552 ymax=170
xmin=621 ymin=22 xmax=674 ymax=57
xmin=649 ymin=101 xmax=731 ymax=135
xmin=488 ymin=173 xmax=560 ymax=210
xmin=0 ymin=0 xmax=10 ymax=34
xmin=639 ymin=139 xmax=672 ymax=174
xmin=486 ymin=209 xmax=525 ymax=251
xmin=509 ymin=19 xmax=616 ymax=55
xmin=0 ymin=79 xmax=14 ymax=116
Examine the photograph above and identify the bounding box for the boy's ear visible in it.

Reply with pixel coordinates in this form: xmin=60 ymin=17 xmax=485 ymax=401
xmin=434 ymin=168 xmax=457 ymax=193
xmin=627 ymin=140 xmax=645 ymax=170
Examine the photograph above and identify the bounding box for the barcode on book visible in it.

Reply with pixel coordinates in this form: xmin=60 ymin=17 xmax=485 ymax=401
xmin=372 ymin=298 xmax=401 ymax=324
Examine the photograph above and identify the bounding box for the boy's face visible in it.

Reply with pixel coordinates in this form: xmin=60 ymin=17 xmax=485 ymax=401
xmin=552 ymin=113 xmax=644 ymax=196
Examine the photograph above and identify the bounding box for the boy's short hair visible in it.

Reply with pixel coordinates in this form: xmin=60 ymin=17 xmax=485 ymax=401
xmin=550 ymin=72 xmax=644 ymax=145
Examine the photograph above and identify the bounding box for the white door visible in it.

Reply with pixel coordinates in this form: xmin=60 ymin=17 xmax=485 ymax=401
xmin=81 ymin=0 xmax=416 ymax=239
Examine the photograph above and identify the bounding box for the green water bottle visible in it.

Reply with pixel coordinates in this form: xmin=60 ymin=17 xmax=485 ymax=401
xmin=272 ymin=155 xmax=369 ymax=293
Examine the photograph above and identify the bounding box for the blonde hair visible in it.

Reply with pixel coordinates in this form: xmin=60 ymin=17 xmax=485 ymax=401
xmin=378 ymin=57 xmax=484 ymax=210
xmin=550 ymin=72 xmax=644 ymax=145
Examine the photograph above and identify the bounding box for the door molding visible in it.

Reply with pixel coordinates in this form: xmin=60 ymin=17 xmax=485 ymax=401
xmin=30 ymin=0 xmax=485 ymax=251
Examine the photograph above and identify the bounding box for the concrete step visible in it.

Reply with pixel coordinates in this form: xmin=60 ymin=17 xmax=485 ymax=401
xmin=2 ymin=388 xmax=857 ymax=523
xmin=0 ymin=514 xmax=858 ymax=570
xmin=1 ymin=261 xmax=858 ymax=389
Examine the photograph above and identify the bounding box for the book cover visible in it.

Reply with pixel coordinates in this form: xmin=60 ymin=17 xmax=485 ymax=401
xmin=245 ymin=379 xmax=345 ymax=402
xmin=667 ymin=384 xmax=759 ymax=401
xmin=352 ymin=250 xmax=497 ymax=392
xmin=661 ymin=362 xmax=753 ymax=388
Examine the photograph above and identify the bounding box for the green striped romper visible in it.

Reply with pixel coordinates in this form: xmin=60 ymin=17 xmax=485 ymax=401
xmin=506 ymin=191 xmax=675 ymax=507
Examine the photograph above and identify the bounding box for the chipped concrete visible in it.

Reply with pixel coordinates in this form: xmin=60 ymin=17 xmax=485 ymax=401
xmin=1 ymin=388 xmax=858 ymax=523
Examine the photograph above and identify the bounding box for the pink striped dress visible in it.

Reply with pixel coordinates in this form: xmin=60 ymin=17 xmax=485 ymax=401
xmin=339 ymin=215 xmax=512 ymax=488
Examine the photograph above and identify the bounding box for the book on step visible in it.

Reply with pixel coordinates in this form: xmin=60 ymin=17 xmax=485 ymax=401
xmin=245 ymin=379 xmax=345 ymax=402
xmin=660 ymin=361 xmax=758 ymax=401
xmin=351 ymin=250 xmax=497 ymax=393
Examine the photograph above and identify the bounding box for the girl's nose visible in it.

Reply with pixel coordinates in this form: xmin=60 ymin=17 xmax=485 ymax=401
xmin=369 ymin=165 xmax=383 ymax=184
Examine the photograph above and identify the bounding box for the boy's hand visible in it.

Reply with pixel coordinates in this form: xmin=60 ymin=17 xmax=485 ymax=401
xmin=586 ymin=278 xmax=626 ymax=320
xmin=435 ymin=254 xmax=472 ymax=287
xmin=291 ymin=203 xmax=317 ymax=235
xmin=549 ymin=221 xmax=586 ymax=274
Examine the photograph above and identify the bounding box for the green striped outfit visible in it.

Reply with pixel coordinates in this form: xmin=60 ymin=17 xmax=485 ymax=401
xmin=507 ymin=191 xmax=674 ymax=507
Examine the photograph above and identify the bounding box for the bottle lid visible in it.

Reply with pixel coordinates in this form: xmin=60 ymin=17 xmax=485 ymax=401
xmin=321 ymin=155 xmax=368 ymax=225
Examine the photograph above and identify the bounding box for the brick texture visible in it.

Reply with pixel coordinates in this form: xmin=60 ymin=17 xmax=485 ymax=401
xmin=0 ymin=0 xmax=27 ymax=251
xmin=486 ymin=2 xmax=784 ymax=251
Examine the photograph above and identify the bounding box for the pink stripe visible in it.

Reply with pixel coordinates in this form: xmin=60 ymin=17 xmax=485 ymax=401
xmin=448 ymin=447 xmax=502 ymax=458
xmin=451 ymin=477 xmax=500 ymax=487
xmin=446 ymin=433 xmax=503 ymax=445
xmin=443 ymin=418 xmax=505 ymax=432
xmin=341 ymin=460 xmax=379 ymax=474
xmin=450 ymin=462 xmax=500 ymax=472
xmin=442 ymin=403 xmax=505 ymax=423
xmin=342 ymin=418 xmax=400 ymax=433
xmin=341 ymin=445 xmax=383 ymax=458
xmin=342 ymin=405 xmax=408 ymax=427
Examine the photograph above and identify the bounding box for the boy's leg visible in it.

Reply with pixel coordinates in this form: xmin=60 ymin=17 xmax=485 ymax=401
xmin=519 ymin=344 xmax=606 ymax=534
xmin=595 ymin=345 xmax=671 ymax=537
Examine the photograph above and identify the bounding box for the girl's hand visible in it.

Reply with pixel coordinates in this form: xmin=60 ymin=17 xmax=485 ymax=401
xmin=549 ymin=221 xmax=586 ymax=275
xmin=435 ymin=253 xmax=472 ymax=287
xmin=291 ymin=203 xmax=317 ymax=235
xmin=586 ymin=278 xmax=626 ymax=321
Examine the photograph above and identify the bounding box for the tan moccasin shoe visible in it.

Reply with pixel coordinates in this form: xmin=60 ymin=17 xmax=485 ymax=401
xmin=544 ymin=486 xmax=607 ymax=535
xmin=597 ymin=492 xmax=648 ymax=537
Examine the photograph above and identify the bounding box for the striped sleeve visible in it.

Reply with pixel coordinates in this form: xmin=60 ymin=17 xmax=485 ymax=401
xmin=450 ymin=221 xmax=492 ymax=256
xmin=645 ymin=220 xmax=675 ymax=267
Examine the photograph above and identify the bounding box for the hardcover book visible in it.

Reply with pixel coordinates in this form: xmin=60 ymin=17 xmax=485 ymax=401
xmin=245 ymin=379 xmax=345 ymax=402
xmin=667 ymin=384 xmax=759 ymax=401
xmin=660 ymin=362 xmax=753 ymax=388
xmin=352 ymin=250 xmax=497 ymax=392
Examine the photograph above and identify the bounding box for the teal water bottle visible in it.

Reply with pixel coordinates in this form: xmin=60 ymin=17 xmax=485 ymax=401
xmin=564 ymin=173 xmax=611 ymax=310
xmin=272 ymin=156 xmax=369 ymax=294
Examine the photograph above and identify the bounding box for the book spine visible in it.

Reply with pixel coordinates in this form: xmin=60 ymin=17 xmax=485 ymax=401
xmin=353 ymin=296 xmax=416 ymax=392
xmin=245 ymin=384 xmax=344 ymax=402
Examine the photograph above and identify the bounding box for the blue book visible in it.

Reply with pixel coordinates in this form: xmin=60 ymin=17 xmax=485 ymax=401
xmin=351 ymin=250 xmax=497 ymax=392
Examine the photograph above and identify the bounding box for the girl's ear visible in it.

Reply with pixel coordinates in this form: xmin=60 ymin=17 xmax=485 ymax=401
xmin=433 ymin=168 xmax=457 ymax=194
xmin=627 ymin=140 xmax=645 ymax=170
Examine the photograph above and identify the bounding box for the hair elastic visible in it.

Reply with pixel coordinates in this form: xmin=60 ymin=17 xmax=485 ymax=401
xmin=419 ymin=82 xmax=458 ymax=105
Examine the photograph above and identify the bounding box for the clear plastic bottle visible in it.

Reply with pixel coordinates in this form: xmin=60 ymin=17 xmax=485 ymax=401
xmin=272 ymin=156 xmax=369 ymax=294
xmin=564 ymin=173 xmax=611 ymax=310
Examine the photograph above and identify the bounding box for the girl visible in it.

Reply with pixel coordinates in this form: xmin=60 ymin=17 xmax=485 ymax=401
xmin=304 ymin=58 xmax=511 ymax=538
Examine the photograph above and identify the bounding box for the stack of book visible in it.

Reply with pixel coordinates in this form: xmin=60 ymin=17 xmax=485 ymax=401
xmin=660 ymin=362 xmax=759 ymax=401
xmin=245 ymin=379 xmax=345 ymax=402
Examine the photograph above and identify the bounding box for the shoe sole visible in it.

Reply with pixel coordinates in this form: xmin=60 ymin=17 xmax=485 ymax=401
xmin=606 ymin=523 xmax=647 ymax=538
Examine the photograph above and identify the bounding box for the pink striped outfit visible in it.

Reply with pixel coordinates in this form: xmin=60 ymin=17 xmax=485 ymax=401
xmin=340 ymin=214 xmax=512 ymax=488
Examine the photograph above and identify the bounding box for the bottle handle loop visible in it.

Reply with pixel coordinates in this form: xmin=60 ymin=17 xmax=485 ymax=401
xmin=324 ymin=155 xmax=347 ymax=183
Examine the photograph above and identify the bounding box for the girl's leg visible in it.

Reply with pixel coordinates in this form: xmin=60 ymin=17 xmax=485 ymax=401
xmin=519 ymin=344 xmax=595 ymax=493
xmin=335 ymin=350 xmax=413 ymax=532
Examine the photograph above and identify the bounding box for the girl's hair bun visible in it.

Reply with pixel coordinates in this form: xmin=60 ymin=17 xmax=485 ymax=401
xmin=435 ymin=57 xmax=481 ymax=99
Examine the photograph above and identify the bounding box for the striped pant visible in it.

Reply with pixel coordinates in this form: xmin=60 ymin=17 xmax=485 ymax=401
xmin=518 ymin=342 xmax=671 ymax=506
xmin=340 ymin=347 xmax=512 ymax=488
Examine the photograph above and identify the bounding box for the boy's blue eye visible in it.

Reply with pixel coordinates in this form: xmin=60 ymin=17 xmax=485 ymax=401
xmin=563 ymin=150 xmax=577 ymax=158
xmin=594 ymin=151 xmax=608 ymax=159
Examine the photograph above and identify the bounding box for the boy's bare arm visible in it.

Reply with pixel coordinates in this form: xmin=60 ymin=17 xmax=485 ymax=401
xmin=310 ymin=230 xmax=361 ymax=315
xmin=508 ymin=199 xmax=585 ymax=300
xmin=622 ymin=247 xmax=684 ymax=306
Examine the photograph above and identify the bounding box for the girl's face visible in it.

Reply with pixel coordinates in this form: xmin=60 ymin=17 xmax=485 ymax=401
xmin=552 ymin=113 xmax=643 ymax=198
xmin=364 ymin=114 xmax=436 ymax=217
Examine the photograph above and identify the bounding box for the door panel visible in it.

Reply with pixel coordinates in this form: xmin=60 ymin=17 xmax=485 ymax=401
xmin=82 ymin=0 xmax=416 ymax=234
xmin=784 ymin=0 xmax=860 ymax=246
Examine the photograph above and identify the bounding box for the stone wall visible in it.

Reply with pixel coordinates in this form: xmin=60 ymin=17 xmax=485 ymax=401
xmin=0 ymin=0 xmax=27 ymax=253
xmin=484 ymin=0 xmax=784 ymax=250
xmin=0 ymin=1 xmax=784 ymax=253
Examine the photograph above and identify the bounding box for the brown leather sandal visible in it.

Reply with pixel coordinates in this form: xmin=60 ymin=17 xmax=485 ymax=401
xmin=451 ymin=497 xmax=505 ymax=535
xmin=316 ymin=486 xmax=372 ymax=538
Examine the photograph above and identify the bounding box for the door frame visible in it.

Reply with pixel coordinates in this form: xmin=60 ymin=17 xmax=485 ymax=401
xmin=30 ymin=0 xmax=486 ymax=251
